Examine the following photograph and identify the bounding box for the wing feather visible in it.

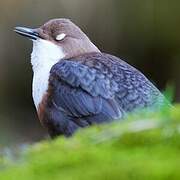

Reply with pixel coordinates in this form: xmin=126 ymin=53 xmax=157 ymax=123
xmin=48 ymin=53 xmax=166 ymax=124
xmin=49 ymin=61 xmax=122 ymax=120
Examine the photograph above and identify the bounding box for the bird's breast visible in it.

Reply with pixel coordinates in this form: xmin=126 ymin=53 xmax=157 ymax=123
xmin=31 ymin=39 xmax=65 ymax=109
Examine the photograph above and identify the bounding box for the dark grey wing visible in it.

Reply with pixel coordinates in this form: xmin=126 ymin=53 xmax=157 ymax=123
xmin=78 ymin=53 xmax=167 ymax=111
xmin=49 ymin=60 xmax=124 ymax=125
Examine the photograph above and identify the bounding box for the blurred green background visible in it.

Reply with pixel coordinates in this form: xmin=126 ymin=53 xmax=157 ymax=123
xmin=0 ymin=0 xmax=180 ymax=146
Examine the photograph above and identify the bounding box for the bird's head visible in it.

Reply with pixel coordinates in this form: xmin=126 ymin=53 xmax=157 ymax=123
xmin=14 ymin=18 xmax=100 ymax=61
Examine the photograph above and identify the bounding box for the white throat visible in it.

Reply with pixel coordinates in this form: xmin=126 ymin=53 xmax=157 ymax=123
xmin=31 ymin=39 xmax=65 ymax=109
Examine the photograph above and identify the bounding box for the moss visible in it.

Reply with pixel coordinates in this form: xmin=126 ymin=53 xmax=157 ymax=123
xmin=0 ymin=105 xmax=180 ymax=179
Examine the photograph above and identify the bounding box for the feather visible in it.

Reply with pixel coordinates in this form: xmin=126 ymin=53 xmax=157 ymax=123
xmin=41 ymin=52 xmax=167 ymax=137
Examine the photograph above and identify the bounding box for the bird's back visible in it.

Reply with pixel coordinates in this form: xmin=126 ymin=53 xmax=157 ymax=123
xmin=69 ymin=52 xmax=166 ymax=111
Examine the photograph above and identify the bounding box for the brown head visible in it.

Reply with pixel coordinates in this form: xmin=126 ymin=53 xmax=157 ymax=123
xmin=15 ymin=18 xmax=100 ymax=59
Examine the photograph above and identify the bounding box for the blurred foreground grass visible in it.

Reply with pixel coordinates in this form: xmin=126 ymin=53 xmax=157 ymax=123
xmin=0 ymin=105 xmax=180 ymax=179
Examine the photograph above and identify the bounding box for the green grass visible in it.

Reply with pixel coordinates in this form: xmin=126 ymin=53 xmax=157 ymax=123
xmin=0 ymin=105 xmax=180 ymax=179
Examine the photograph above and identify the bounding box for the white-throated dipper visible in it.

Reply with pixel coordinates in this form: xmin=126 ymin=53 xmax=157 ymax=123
xmin=14 ymin=18 xmax=167 ymax=137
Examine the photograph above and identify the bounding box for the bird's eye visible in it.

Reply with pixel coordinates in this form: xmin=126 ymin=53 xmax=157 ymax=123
xmin=55 ymin=33 xmax=66 ymax=41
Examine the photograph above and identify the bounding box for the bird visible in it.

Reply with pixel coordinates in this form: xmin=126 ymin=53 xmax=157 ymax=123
xmin=14 ymin=18 xmax=168 ymax=138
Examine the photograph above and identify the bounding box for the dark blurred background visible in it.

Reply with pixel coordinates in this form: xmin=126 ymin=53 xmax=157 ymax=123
xmin=0 ymin=0 xmax=180 ymax=146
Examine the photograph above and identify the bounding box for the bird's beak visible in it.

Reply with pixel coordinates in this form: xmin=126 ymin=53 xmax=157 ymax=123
xmin=14 ymin=27 xmax=40 ymax=40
